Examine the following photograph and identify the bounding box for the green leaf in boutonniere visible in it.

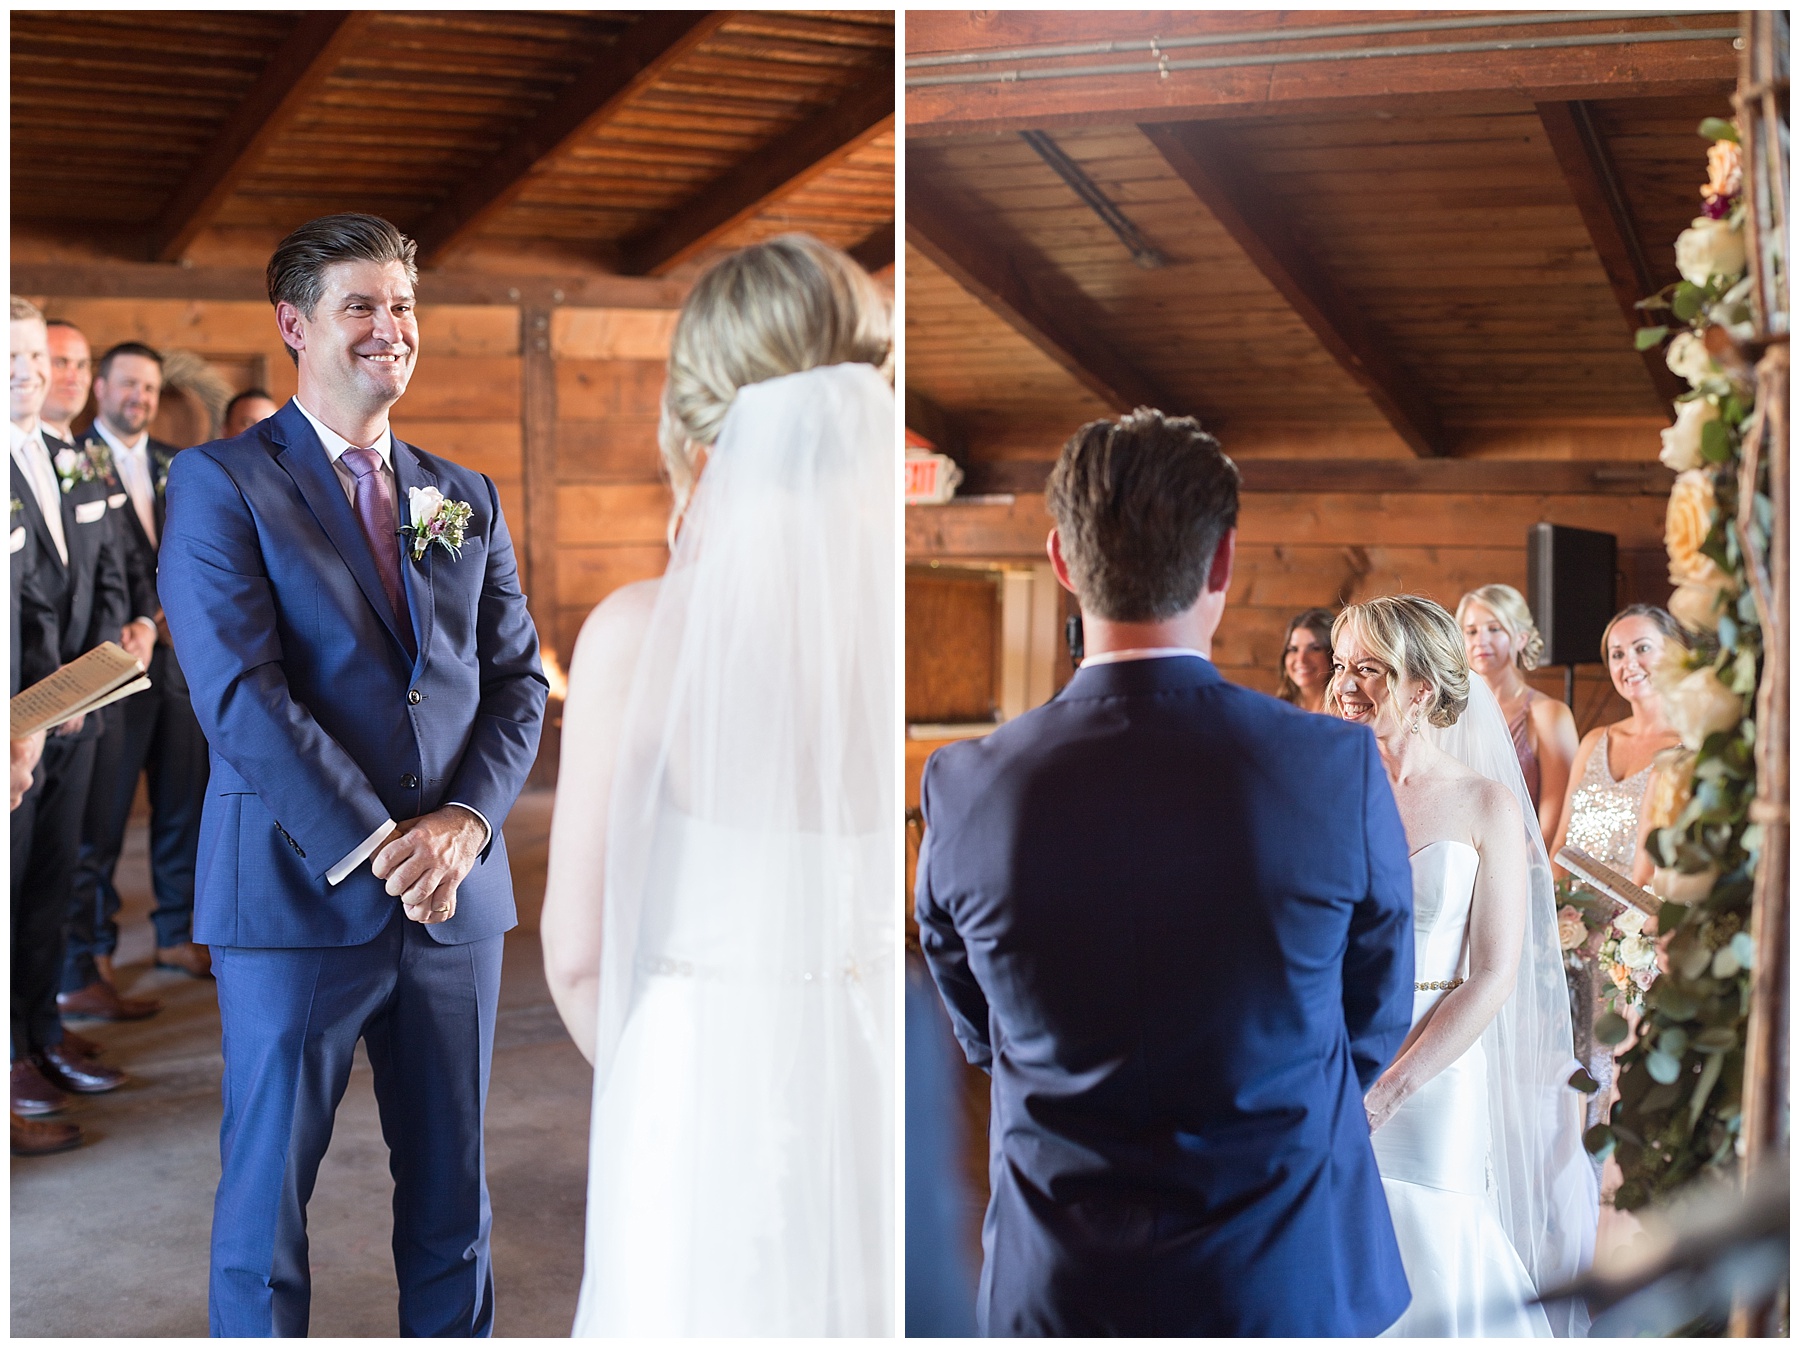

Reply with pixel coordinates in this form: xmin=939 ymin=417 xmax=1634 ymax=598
xmin=400 ymin=485 xmax=474 ymax=563
xmin=83 ymin=439 xmax=114 ymax=480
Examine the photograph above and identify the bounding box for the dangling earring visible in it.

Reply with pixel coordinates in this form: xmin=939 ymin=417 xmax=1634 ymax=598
xmin=1408 ymin=704 xmax=1422 ymax=735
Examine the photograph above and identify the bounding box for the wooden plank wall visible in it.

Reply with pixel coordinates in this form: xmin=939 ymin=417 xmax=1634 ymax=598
xmin=907 ymin=484 xmax=1670 ymax=733
xmin=26 ymin=292 xmax=683 ymax=777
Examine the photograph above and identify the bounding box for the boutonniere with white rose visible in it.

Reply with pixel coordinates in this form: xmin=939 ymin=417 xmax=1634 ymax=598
xmin=400 ymin=486 xmax=474 ymax=563
xmin=52 ymin=447 xmax=102 ymax=493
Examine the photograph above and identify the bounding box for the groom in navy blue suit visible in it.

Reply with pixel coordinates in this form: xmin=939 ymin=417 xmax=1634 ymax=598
xmin=915 ymin=409 xmax=1416 ymax=1336
xmin=159 ymin=214 xmax=546 ymax=1336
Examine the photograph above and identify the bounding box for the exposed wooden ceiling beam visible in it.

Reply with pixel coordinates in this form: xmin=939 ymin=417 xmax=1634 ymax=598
xmin=904 ymin=387 xmax=968 ymax=461
xmin=952 ymin=457 xmax=1676 ymax=497
xmin=147 ymin=12 xmax=374 ymax=263
xmin=847 ymin=220 xmax=895 ymax=274
xmin=617 ymin=63 xmax=895 ymax=276
xmin=12 ymin=259 xmax=690 ymax=310
xmin=1536 ymin=99 xmax=1688 ymax=412
xmin=906 ymin=12 xmax=1739 ymax=137
xmin=410 ymin=11 xmax=732 ymax=268
xmin=1143 ymin=122 xmax=1445 ymax=458
xmin=907 ymin=182 xmax=1185 ymax=417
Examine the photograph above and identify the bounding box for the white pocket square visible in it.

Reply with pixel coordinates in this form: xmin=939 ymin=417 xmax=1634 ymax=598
xmin=9 ymin=526 xmax=25 ymax=554
xmin=75 ymin=499 xmax=107 ymax=524
xmin=108 ymin=492 xmax=128 ymax=509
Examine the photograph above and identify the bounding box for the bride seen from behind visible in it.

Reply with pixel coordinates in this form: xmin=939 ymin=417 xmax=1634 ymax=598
xmin=1332 ymin=596 xmax=1597 ymax=1337
xmin=540 ymin=235 xmax=895 ymax=1336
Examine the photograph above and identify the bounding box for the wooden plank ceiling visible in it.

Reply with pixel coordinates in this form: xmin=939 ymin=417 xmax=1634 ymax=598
xmin=903 ymin=10 xmax=1738 ymax=477
xmin=11 ymin=9 xmax=894 ymax=277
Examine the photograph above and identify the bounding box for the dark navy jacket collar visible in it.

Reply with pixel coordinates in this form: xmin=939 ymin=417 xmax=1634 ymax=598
xmin=1060 ymin=651 xmax=1221 ymax=700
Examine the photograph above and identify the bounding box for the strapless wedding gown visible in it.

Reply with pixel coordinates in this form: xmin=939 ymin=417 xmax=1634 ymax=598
xmin=1375 ymin=841 xmax=1551 ymax=1338
xmin=572 ymin=810 xmax=893 ymax=1337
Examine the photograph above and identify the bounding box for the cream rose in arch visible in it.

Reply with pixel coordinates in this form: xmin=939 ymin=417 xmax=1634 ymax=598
xmin=1662 ymin=665 xmax=1745 ymax=752
xmin=1664 ymin=331 xmax=1717 ymax=388
xmin=1675 ymin=216 xmax=1747 ymax=287
xmin=1658 ymin=397 xmax=1719 ymax=471
xmin=1668 ymin=576 xmax=1731 ymax=632
xmin=1665 ymin=468 xmax=1729 ymax=587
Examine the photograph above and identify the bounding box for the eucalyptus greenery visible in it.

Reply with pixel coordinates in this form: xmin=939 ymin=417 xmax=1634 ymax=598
xmin=1582 ymin=118 xmax=1768 ymax=1211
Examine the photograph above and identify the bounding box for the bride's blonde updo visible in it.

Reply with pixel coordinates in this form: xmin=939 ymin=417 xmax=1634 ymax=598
xmin=1330 ymin=594 xmax=1471 ymax=729
xmin=658 ymin=233 xmax=892 ymax=537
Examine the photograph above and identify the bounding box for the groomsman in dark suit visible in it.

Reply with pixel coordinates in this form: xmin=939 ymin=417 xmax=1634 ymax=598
xmin=9 ymin=297 xmax=131 ymax=1118
xmin=65 ymin=340 xmax=212 ymax=1019
xmin=10 ymin=491 xmax=83 ymax=1156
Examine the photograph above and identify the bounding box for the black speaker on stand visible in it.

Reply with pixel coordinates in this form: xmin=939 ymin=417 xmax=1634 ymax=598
xmin=1527 ymin=522 xmax=1619 ymax=708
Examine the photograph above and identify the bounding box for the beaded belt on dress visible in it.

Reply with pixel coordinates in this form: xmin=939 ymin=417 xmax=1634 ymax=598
xmin=1416 ymin=977 xmax=1465 ymax=992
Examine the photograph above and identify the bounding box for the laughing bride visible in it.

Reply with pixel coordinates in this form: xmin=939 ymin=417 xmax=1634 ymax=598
xmin=1330 ymin=596 xmax=1597 ymax=1337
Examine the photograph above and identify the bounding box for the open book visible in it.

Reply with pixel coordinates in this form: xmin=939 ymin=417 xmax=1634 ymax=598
xmin=10 ymin=642 xmax=150 ymax=739
xmin=1556 ymin=844 xmax=1663 ymax=918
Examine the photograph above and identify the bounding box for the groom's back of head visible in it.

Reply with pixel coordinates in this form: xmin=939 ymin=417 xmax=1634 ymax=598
xmin=1047 ymin=408 xmax=1239 ymax=622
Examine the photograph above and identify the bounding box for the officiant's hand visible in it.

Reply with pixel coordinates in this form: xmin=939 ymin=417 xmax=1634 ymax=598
xmin=373 ymin=807 xmax=485 ymax=925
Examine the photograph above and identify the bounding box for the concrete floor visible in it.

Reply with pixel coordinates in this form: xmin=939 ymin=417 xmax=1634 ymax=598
xmin=11 ymin=788 xmax=595 ymax=1338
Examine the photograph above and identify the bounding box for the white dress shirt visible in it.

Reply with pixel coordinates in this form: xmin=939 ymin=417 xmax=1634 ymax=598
xmin=11 ymin=420 xmax=67 ymax=563
xmin=87 ymin=419 xmax=161 ymax=633
xmin=1079 ymin=646 xmax=1209 ymax=666
xmin=89 ymin=418 xmax=158 ymax=546
xmin=290 ymin=399 xmax=492 ymax=886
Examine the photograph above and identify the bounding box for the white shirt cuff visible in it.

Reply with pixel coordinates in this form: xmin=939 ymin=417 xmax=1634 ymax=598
xmin=131 ymin=615 xmax=157 ymax=631
xmin=327 ymin=818 xmax=397 ymax=886
xmin=447 ymin=802 xmax=493 ymax=852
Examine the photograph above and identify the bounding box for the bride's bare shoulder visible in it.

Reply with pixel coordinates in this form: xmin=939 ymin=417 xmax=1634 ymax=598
xmin=569 ymin=579 xmax=659 ymax=686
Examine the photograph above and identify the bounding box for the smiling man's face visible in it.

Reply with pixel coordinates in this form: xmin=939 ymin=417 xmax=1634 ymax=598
xmin=280 ymin=258 xmax=418 ymax=422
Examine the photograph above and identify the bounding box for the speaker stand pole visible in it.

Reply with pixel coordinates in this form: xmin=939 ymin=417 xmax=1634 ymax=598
xmin=1564 ymin=663 xmax=1576 ymax=710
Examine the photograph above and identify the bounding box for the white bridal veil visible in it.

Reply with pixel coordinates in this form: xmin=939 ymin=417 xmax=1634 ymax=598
xmin=1427 ymin=677 xmax=1599 ymax=1336
xmin=583 ymin=362 xmax=895 ymax=1332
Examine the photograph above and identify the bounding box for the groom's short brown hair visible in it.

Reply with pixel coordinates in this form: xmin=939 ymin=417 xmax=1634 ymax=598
xmin=266 ymin=213 xmax=418 ymax=364
xmin=1048 ymin=408 xmax=1239 ymax=622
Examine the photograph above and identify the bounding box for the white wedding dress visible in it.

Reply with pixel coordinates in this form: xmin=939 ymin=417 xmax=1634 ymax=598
xmin=575 ymin=811 xmax=893 ymax=1335
xmin=1375 ymin=841 xmax=1551 ymax=1337
xmin=567 ymin=364 xmax=896 ymax=1336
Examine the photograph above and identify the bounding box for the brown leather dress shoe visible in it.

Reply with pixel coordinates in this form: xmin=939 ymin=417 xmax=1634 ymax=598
xmin=11 ymin=1059 xmax=69 ymax=1116
xmin=12 ymin=1111 xmax=82 ymax=1156
xmin=93 ymin=952 xmax=117 ymax=986
xmin=154 ymin=941 xmax=213 ymax=979
xmin=56 ymin=979 xmax=161 ymax=1022
xmin=35 ymin=1043 xmax=126 ymax=1094
xmin=59 ymin=1028 xmax=103 ymax=1060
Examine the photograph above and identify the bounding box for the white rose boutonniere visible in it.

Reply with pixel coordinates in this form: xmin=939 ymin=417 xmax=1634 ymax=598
xmin=1674 ymin=216 xmax=1747 ymax=287
xmin=52 ymin=447 xmax=100 ymax=493
xmin=400 ymin=485 xmax=474 ymax=562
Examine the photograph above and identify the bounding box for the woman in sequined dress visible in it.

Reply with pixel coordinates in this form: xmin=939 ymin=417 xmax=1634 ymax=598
xmin=1549 ymin=604 xmax=1687 ymax=1130
xmin=1457 ymin=585 xmax=1578 ymax=851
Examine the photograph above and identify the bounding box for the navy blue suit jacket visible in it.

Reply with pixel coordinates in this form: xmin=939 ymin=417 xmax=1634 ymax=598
xmin=915 ymin=654 xmax=1415 ymax=1337
xmin=158 ymin=400 xmax=546 ymax=948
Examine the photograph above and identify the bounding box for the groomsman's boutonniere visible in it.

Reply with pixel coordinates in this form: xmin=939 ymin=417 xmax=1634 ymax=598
xmin=82 ymin=439 xmax=115 ymax=480
xmin=52 ymin=447 xmax=101 ymax=493
xmin=401 ymin=486 xmax=474 ymax=562
xmin=153 ymin=447 xmax=176 ymax=498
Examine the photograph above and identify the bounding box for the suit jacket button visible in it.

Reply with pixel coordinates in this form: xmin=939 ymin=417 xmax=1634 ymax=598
xmin=407 ymin=689 xmax=422 ymax=705
xmin=401 ymin=773 xmax=419 ymax=789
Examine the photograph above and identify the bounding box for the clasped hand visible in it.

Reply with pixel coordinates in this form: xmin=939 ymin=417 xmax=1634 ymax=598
xmin=372 ymin=807 xmax=484 ymax=925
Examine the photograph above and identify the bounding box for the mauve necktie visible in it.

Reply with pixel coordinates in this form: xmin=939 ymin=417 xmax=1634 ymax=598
xmin=341 ymin=447 xmax=416 ymax=658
